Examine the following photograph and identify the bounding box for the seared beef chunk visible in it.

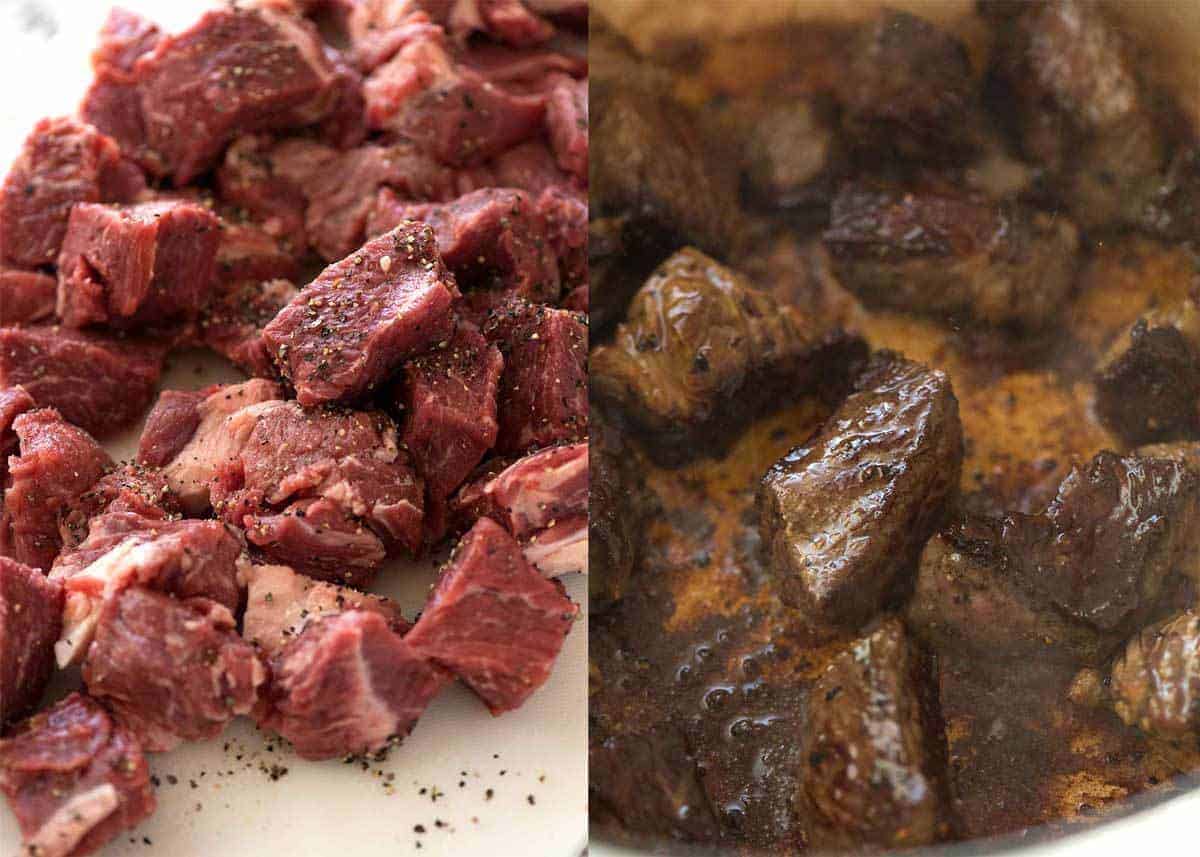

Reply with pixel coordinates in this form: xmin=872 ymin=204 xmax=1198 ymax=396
xmin=56 ymin=200 xmax=221 ymax=330
xmin=838 ymin=9 xmax=977 ymax=162
xmin=136 ymin=6 xmax=337 ymax=183
xmin=50 ymin=512 xmax=243 ymax=668
xmin=257 ymin=609 xmax=446 ymax=761
xmin=589 ymin=724 xmax=721 ymax=844
xmin=263 ymin=222 xmax=458 ymax=406
xmin=368 ymin=187 xmax=561 ymax=303
xmin=199 ymin=278 xmax=299 ymax=378
xmin=405 ymin=518 xmax=577 ymax=714
xmin=0 ymin=557 xmax=62 ymax=726
xmin=1095 ymin=297 xmax=1200 ymax=444
xmin=759 ymin=354 xmax=962 ymax=634
xmin=482 ymin=298 xmax=587 ymax=455
xmin=0 ymin=385 xmax=35 ymax=481
xmin=824 ymin=180 xmax=1079 ymax=328
xmin=734 ymin=95 xmax=839 ymax=213
xmin=594 ymin=248 xmax=865 ymax=461
xmin=801 ymin=618 xmax=948 ymax=850
xmin=1 ymin=409 xmax=112 ymax=571
xmin=1107 ymin=611 xmax=1200 ymax=739
xmin=0 ymin=268 xmax=57 ymax=325
xmin=242 ymin=562 xmax=409 ymax=655
xmin=0 ymin=325 xmax=165 ymax=437
xmin=0 ymin=693 xmax=155 ymax=857
xmin=0 ymin=117 xmax=143 ymax=269
xmin=59 ymin=464 xmax=177 ymax=552
xmin=588 ymin=410 xmax=642 ymax=609
xmin=82 ymin=588 xmax=265 ymax=752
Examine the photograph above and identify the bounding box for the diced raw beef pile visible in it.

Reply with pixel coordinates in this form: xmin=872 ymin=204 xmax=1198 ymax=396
xmin=0 ymin=2 xmax=585 ymax=851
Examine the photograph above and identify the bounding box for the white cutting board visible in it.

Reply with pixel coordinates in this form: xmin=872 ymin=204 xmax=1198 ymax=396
xmin=0 ymin=3 xmax=587 ymax=855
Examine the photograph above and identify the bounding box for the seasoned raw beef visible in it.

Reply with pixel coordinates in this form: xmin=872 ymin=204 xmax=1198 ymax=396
xmin=56 ymin=200 xmax=221 ymax=330
xmin=83 ymin=588 xmax=265 ymax=752
xmin=0 ymin=325 xmax=166 ymax=436
xmin=482 ymin=298 xmax=587 ymax=454
xmin=242 ymin=498 xmax=388 ymax=588
xmin=213 ymin=219 xmax=301 ymax=287
xmin=0 ymin=117 xmax=143 ymax=269
xmin=537 ymin=185 xmax=587 ymax=291
xmin=490 ymin=139 xmax=575 ymax=195
xmin=0 ymin=557 xmax=62 ymax=726
xmin=0 ymin=268 xmax=57 ymax=325
xmin=0 ymin=385 xmax=35 ymax=480
xmin=216 ymin=134 xmax=310 ymax=251
xmin=199 ymin=278 xmax=298 ymax=378
xmin=263 ymin=222 xmax=458 ymax=405
xmin=258 ymin=609 xmax=446 ymax=760
xmin=59 ymin=464 xmax=177 ymax=552
xmin=135 ymin=6 xmax=337 ymax=182
xmin=0 ymin=693 xmax=155 ymax=857
xmin=405 ymin=518 xmax=577 ymax=713
xmin=0 ymin=409 xmax=112 ymax=571
xmin=545 ymin=73 xmax=587 ymax=179
xmin=368 ymin=187 xmax=560 ymax=302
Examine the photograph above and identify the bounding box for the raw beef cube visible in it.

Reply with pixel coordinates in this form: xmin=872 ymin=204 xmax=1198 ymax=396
xmin=405 ymin=517 xmax=577 ymax=713
xmin=318 ymin=45 xmax=368 ymax=149
xmin=242 ymin=561 xmax=409 ymax=655
xmin=258 ymin=609 xmax=446 ymax=760
xmin=0 ymin=117 xmax=142 ymax=268
xmin=263 ymin=222 xmax=458 ymax=405
xmin=51 ymin=512 xmax=243 ymax=667
xmin=200 ymin=279 xmax=298 ymax=377
xmin=56 ymin=200 xmax=221 ymax=330
xmin=214 ymin=219 xmax=301 ymax=287
xmin=395 ymin=323 xmax=503 ymax=524
xmin=490 ymin=139 xmax=574 ymax=195
xmin=0 ymin=557 xmax=62 ymax=725
xmin=0 ymin=409 xmax=112 ymax=571
xmin=545 ymin=73 xmax=587 ymax=179
xmin=0 ymin=325 xmax=166 ymax=436
xmin=422 ymin=0 xmax=554 ymax=48
xmin=135 ymin=6 xmax=337 ymax=182
xmin=0 ymin=385 xmax=35 ymax=479
xmin=368 ymin=187 xmax=560 ymax=302
xmin=59 ymin=464 xmax=178 ymax=552
xmin=0 ymin=268 xmax=57 ymax=325
xmin=482 ymin=299 xmax=587 ymax=454
xmin=453 ymin=442 xmax=587 ymax=576
xmin=216 ymin=135 xmax=310 ymax=251
xmin=537 ymin=186 xmax=587 ymax=290
xmin=561 ymin=284 xmax=587 ymax=313
xmin=0 ymin=693 xmax=155 ymax=857
xmin=83 ymin=588 xmax=266 ymax=752
xmin=242 ymin=498 xmax=388 ymax=588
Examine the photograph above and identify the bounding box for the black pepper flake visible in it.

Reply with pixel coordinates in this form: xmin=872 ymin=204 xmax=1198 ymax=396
xmin=527 ymin=795 xmax=536 ymax=805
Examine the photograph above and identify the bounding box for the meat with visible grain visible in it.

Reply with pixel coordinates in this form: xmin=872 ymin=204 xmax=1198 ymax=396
xmin=0 ymin=557 xmax=62 ymax=726
xmin=0 ymin=268 xmax=57 ymax=325
xmin=58 ymin=464 xmax=177 ymax=552
xmin=0 ymin=385 xmax=35 ymax=481
xmin=200 ymin=278 xmax=298 ymax=378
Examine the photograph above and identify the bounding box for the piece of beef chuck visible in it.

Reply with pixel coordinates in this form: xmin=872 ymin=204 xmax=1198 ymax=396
xmin=537 ymin=185 xmax=587 ymax=293
xmin=257 ymin=609 xmax=446 ymax=761
xmin=0 ymin=693 xmax=155 ymax=857
xmin=0 ymin=325 xmax=166 ymax=437
xmin=50 ymin=511 xmax=243 ymax=668
xmin=0 ymin=557 xmax=62 ymax=726
xmin=82 ymin=588 xmax=265 ymax=753
xmin=593 ymin=248 xmax=865 ymax=462
xmin=0 ymin=408 xmax=112 ymax=571
xmin=135 ymin=6 xmax=337 ymax=183
xmin=58 ymin=464 xmax=177 ymax=553
xmin=213 ymin=218 xmax=302 ymax=287
xmin=1105 ymin=611 xmax=1200 ymax=739
xmin=0 ymin=385 xmax=35 ymax=481
xmin=199 ymin=279 xmax=298 ymax=378
xmin=759 ymin=353 xmax=962 ymax=635
xmin=405 ymin=518 xmax=577 ymax=714
xmin=546 ymin=73 xmax=587 ymax=180
xmin=1094 ymin=296 xmax=1200 ymax=444
xmin=263 ymin=222 xmax=458 ymax=406
xmin=481 ymin=297 xmax=587 ymax=455
xmin=801 ymin=618 xmax=948 ymax=850
xmin=368 ymin=187 xmax=561 ymax=303
xmin=824 ymin=180 xmax=1079 ymax=328
xmin=56 ymin=200 xmax=221 ymax=331
xmin=0 ymin=268 xmax=57 ymax=325
xmin=215 ymin=134 xmax=310 ymax=251
xmin=0 ymin=117 xmax=143 ymax=269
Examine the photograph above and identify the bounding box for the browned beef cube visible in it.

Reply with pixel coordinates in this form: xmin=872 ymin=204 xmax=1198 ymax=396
xmin=1107 ymin=611 xmax=1200 ymax=738
xmin=801 ymin=618 xmax=948 ymax=850
xmin=0 ymin=557 xmax=62 ymax=726
xmin=0 ymin=409 xmax=112 ymax=571
xmin=759 ymin=353 xmax=962 ymax=634
xmin=593 ymin=248 xmax=865 ymax=460
xmin=405 ymin=518 xmax=577 ymax=714
xmin=0 ymin=117 xmax=143 ymax=269
xmin=824 ymin=180 xmax=1079 ymax=328
xmin=0 ymin=693 xmax=155 ymax=857
xmin=56 ymin=200 xmax=220 ymax=330
xmin=258 ymin=609 xmax=446 ymax=761
xmin=135 ymin=6 xmax=337 ymax=183
xmin=546 ymin=73 xmax=587 ymax=179
xmin=83 ymin=588 xmax=265 ymax=752
xmin=0 ymin=268 xmax=56 ymax=325
xmin=482 ymin=298 xmax=587 ymax=455
xmin=263 ymin=222 xmax=458 ymax=406
xmin=734 ymin=95 xmax=839 ymax=212
xmin=0 ymin=385 xmax=35 ymax=481
xmin=200 ymin=278 xmax=298 ymax=378
xmin=368 ymin=187 xmax=561 ymax=303
xmin=0 ymin=325 xmax=166 ymax=436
